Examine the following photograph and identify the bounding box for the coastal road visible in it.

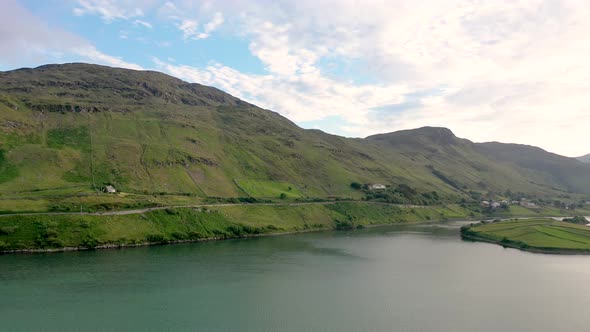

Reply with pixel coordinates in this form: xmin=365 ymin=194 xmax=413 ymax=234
xmin=0 ymin=201 xmax=428 ymax=218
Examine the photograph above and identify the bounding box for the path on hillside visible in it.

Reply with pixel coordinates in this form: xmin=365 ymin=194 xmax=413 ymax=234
xmin=0 ymin=201 xmax=429 ymax=218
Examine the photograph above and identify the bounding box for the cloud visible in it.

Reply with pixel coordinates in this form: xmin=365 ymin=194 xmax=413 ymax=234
xmin=178 ymin=19 xmax=199 ymax=39
xmin=76 ymin=47 xmax=143 ymax=70
xmin=145 ymin=0 xmax=590 ymax=156
xmin=73 ymin=0 xmax=145 ymax=21
xmin=7 ymin=0 xmax=590 ymax=156
xmin=162 ymin=3 xmax=224 ymax=41
xmin=133 ymin=19 xmax=153 ymax=29
xmin=0 ymin=0 xmax=141 ymax=70
xmin=199 ymin=12 xmax=224 ymax=39
xmin=152 ymin=57 xmax=408 ymax=126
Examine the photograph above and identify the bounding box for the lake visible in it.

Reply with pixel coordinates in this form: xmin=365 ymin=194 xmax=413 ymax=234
xmin=1 ymin=221 xmax=589 ymax=331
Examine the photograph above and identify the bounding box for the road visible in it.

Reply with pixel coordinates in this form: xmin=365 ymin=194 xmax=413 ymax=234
xmin=0 ymin=200 xmax=427 ymax=218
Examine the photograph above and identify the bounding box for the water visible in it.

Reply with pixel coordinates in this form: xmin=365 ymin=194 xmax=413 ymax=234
xmin=2 ymin=222 xmax=590 ymax=331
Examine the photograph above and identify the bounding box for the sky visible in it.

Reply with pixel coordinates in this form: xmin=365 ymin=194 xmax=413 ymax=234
xmin=1 ymin=0 xmax=589 ymax=157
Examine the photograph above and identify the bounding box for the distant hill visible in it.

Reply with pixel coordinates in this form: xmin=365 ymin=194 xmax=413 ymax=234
xmin=0 ymin=63 xmax=589 ymax=203
xmin=578 ymin=154 xmax=590 ymax=163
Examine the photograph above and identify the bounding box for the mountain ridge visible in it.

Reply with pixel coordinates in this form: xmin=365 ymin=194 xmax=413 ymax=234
xmin=0 ymin=62 xmax=589 ymax=206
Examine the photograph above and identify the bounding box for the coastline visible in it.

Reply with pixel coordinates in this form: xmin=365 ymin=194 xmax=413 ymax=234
xmin=1 ymin=217 xmax=473 ymax=255
xmin=461 ymin=230 xmax=590 ymax=255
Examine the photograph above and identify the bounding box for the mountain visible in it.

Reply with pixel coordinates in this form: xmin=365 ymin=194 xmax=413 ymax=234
xmin=0 ymin=63 xmax=589 ymax=207
xmin=578 ymin=154 xmax=590 ymax=163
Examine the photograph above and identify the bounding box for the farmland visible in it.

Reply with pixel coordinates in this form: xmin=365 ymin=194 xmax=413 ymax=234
xmin=461 ymin=218 xmax=590 ymax=254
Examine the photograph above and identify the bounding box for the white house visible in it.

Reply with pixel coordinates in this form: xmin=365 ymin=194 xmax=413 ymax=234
xmin=104 ymin=185 xmax=116 ymax=193
xmin=370 ymin=184 xmax=386 ymax=190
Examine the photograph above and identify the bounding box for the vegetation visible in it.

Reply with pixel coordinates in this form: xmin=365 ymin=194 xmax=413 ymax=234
xmin=461 ymin=218 xmax=590 ymax=253
xmin=562 ymin=216 xmax=589 ymax=225
xmin=0 ymin=64 xmax=588 ymax=213
xmin=361 ymin=184 xmax=443 ymax=205
xmin=235 ymin=179 xmax=303 ymax=198
xmin=0 ymin=203 xmax=476 ymax=252
xmin=0 ymin=63 xmax=589 ymax=251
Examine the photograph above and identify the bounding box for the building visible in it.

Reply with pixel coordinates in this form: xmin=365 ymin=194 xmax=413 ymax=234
xmin=369 ymin=184 xmax=386 ymax=190
xmin=104 ymin=185 xmax=116 ymax=193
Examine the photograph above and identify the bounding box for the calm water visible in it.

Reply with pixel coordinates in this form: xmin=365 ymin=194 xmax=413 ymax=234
xmin=2 ymin=222 xmax=590 ymax=331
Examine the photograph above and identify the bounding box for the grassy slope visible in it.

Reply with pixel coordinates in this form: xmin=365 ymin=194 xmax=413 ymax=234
xmin=462 ymin=218 xmax=590 ymax=253
xmin=367 ymin=127 xmax=590 ymax=198
xmin=0 ymin=203 xmax=475 ymax=252
xmin=0 ymin=64 xmax=589 ymax=252
xmin=0 ymin=63 xmax=588 ymax=214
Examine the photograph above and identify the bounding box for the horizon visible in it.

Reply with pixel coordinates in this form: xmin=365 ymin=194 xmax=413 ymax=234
xmin=1 ymin=1 xmax=589 ymax=157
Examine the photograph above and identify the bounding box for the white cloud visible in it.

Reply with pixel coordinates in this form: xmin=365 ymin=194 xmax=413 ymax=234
xmin=152 ymin=57 xmax=408 ymax=126
xmin=200 ymin=12 xmax=224 ymax=39
xmin=73 ymin=0 xmax=147 ymax=21
xmin=165 ymin=5 xmax=224 ymax=41
xmin=146 ymin=0 xmax=590 ymax=156
xmin=0 ymin=0 xmax=142 ymax=70
xmin=133 ymin=19 xmax=153 ymax=28
xmin=7 ymin=0 xmax=590 ymax=156
xmin=178 ymin=19 xmax=199 ymax=39
xmin=76 ymin=47 xmax=143 ymax=70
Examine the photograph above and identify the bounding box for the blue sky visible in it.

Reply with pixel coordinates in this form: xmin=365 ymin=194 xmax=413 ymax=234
xmin=1 ymin=0 xmax=589 ymax=157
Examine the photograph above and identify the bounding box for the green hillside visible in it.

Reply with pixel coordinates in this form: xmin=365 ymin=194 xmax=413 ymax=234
xmin=367 ymin=128 xmax=590 ymax=197
xmin=0 ymin=63 xmax=589 ymax=214
xmin=461 ymin=218 xmax=590 ymax=254
xmin=476 ymin=143 xmax=590 ymax=194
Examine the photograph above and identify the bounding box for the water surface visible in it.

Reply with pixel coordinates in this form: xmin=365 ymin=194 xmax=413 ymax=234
xmin=2 ymin=222 xmax=589 ymax=331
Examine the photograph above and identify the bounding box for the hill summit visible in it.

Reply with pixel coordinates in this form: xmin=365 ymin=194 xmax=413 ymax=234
xmin=0 ymin=62 xmax=589 ymax=204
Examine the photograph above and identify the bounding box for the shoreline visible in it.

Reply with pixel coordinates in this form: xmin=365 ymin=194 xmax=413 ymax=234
xmin=1 ymin=217 xmax=472 ymax=255
xmin=2 ymin=208 xmax=586 ymax=255
xmin=461 ymin=233 xmax=590 ymax=255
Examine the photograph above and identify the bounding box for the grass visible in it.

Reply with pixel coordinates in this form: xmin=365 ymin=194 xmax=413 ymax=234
xmin=235 ymin=179 xmax=304 ymax=198
xmin=0 ymin=203 xmax=479 ymax=252
xmin=0 ymin=63 xmax=589 ymax=206
xmin=462 ymin=218 xmax=590 ymax=253
xmin=0 ymin=63 xmax=590 ymax=251
xmin=0 ymin=150 xmax=19 ymax=184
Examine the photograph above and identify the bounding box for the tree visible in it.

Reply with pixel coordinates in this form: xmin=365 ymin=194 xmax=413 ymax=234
xmin=279 ymin=193 xmax=287 ymax=199
xmin=350 ymin=182 xmax=362 ymax=190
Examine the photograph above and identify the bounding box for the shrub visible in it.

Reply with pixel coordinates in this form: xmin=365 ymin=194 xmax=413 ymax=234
xmin=0 ymin=226 xmax=18 ymax=235
xmin=335 ymin=219 xmax=354 ymax=230
xmin=146 ymin=234 xmax=166 ymax=243
xmin=171 ymin=232 xmax=187 ymax=240
xmin=81 ymin=236 xmax=98 ymax=249
xmin=350 ymin=182 xmax=362 ymax=190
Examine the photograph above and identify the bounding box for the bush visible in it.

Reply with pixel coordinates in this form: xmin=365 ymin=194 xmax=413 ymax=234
xmin=187 ymin=231 xmax=205 ymax=239
xmin=335 ymin=219 xmax=354 ymax=230
xmin=350 ymin=182 xmax=362 ymax=190
xmin=81 ymin=236 xmax=98 ymax=249
xmin=165 ymin=208 xmax=178 ymax=215
xmin=146 ymin=234 xmax=166 ymax=243
xmin=279 ymin=193 xmax=287 ymax=199
xmin=563 ymin=216 xmax=588 ymax=224
xmin=171 ymin=232 xmax=187 ymax=240
xmin=0 ymin=226 xmax=18 ymax=235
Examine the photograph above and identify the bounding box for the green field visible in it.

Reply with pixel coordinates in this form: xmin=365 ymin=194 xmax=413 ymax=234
xmin=235 ymin=179 xmax=304 ymax=198
xmin=462 ymin=218 xmax=590 ymax=253
xmin=0 ymin=203 xmax=476 ymax=252
xmin=1 ymin=63 xmax=590 ymax=212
